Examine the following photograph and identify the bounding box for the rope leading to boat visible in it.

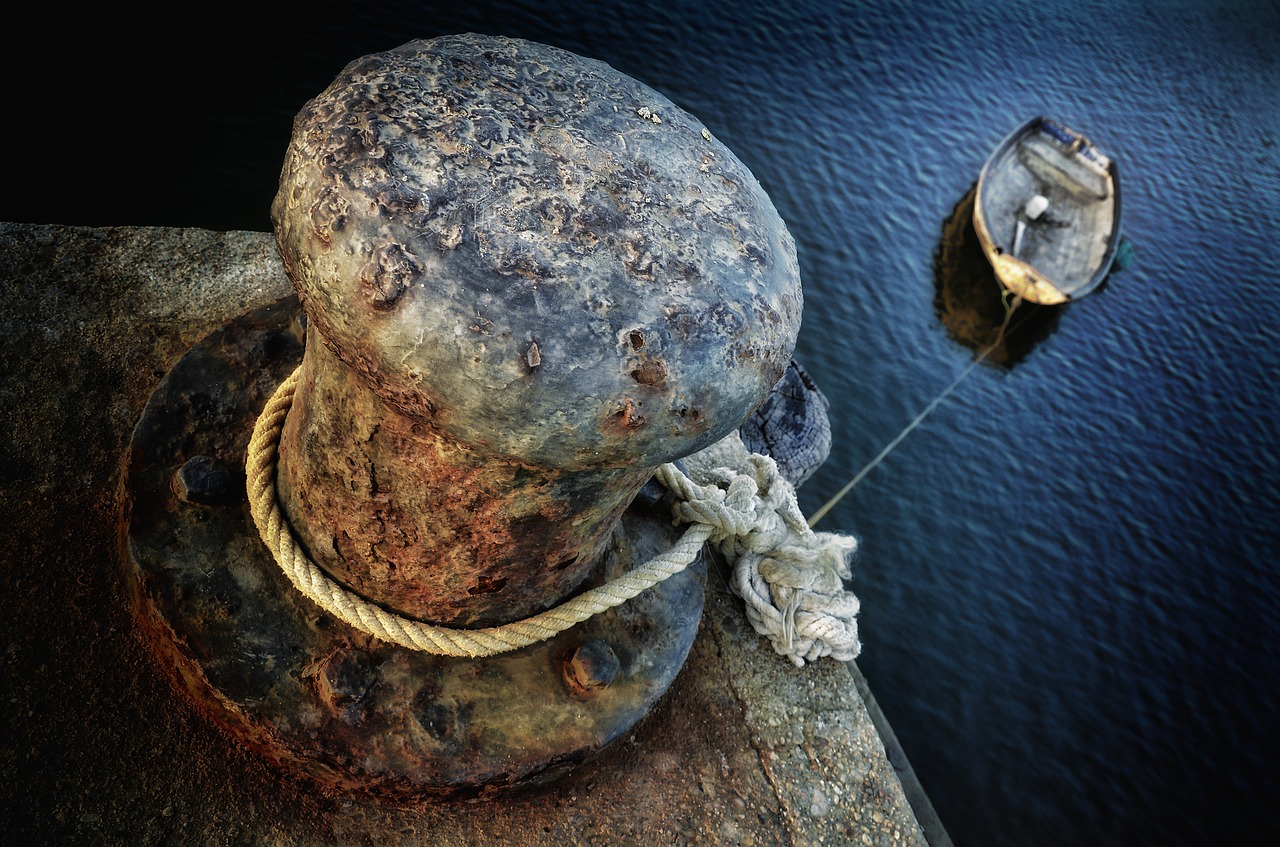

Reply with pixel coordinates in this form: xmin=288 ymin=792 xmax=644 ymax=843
xmin=808 ymin=293 xmax=1026 ymax=528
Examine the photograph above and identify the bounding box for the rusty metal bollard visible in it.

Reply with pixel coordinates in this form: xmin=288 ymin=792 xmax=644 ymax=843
xmin=123 ymin=33 xmax=802 ymax=799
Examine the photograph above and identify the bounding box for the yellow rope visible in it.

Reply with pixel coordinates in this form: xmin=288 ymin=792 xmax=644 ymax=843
xmin=247 ymin=365 xmax=860 ymax=664
xmin=247 ymin=366 xmax=711 ymax=657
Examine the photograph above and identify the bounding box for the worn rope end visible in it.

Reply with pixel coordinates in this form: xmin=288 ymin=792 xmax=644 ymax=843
xmin=665 ymin=430 xmax=864 ymax=668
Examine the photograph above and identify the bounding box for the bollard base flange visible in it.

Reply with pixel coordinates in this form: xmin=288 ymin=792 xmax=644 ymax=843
xmin=121 ymin=297 xmax=707 ymax=801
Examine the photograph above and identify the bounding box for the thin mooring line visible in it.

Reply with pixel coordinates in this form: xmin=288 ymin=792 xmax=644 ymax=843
xmin=807 ymin=294 xmax=1025 ymax=528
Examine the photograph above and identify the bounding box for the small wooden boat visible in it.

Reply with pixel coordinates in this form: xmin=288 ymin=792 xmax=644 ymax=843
xmin=973 ymin=116 xmax=1122 ymax=305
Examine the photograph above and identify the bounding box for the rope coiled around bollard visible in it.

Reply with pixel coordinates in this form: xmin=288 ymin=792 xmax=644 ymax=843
xmin=246 ymin=365 xmax=860 ymax=665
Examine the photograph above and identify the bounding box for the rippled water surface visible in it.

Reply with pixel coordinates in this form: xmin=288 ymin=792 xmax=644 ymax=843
xmin=9 ymin=1 xmax=1279 ymax=844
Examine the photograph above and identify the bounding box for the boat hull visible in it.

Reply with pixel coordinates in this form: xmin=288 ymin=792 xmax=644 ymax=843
xmin=973 ymin=117 xmax=1122 ymax=305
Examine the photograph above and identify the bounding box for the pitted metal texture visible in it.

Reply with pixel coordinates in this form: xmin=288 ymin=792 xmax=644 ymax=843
xmin=272 ymin=33 xmax=802 ymax=469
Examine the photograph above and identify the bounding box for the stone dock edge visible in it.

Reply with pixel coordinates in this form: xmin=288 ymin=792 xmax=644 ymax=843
xmin=0 ymin=222 xmax=953 ymax=847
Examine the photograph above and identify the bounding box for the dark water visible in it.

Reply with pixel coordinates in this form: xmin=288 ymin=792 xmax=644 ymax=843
xmin=7 ymin=1 xmax=1279 ymax=844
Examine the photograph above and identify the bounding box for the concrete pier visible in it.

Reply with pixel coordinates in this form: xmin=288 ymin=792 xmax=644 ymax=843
xmin=0 ymin=221 xmax=947 ymax=845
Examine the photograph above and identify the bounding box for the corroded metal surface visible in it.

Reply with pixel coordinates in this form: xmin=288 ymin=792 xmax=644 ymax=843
xmin=123 ymin=298 xmax=707 ymax=799
xmin=272 ymin=34 xmax=802 ymax=469
xmin=277 ymin=326 xmax=652 ymax=626
xmin=269 ymin=33 xmax=804 ymax=626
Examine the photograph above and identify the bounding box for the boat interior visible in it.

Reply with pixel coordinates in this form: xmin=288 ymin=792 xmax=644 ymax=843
xmin=981 ymin=124 xmax=1117 ymax=297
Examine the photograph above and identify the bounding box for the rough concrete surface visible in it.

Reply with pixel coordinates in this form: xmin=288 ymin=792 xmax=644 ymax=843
xmin=0 ymin=222 xmax=934 ymax=846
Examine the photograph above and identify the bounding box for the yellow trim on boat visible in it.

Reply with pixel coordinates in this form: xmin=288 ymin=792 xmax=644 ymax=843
xmin=988 ymin=252 xmax=1068 ymax=305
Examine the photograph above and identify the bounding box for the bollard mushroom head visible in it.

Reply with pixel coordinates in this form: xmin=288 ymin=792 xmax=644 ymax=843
xmin=273 ymin=33 xmax=803 ymax=469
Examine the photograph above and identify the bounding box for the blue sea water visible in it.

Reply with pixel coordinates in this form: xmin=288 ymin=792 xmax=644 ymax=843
xmin=7 ymin=1 xmax=1279 ymax=844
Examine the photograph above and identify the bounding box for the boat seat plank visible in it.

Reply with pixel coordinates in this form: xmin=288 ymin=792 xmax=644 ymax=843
xmin=1017 ymin=137 xmax=1111 ymax=201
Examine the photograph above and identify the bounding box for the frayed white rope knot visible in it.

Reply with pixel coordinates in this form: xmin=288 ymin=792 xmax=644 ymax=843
xmin=247 ymin=365 xmax=860 ymax=666
xmin=657 ymin=435 xmax=861 ymax=667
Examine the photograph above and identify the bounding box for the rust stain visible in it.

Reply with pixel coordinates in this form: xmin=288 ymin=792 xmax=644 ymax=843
xmin=606 ymin=398 xmax=646 ymax=433
xmin=630 ymin=358 xmax=666 ymax=386
xmin=467 ymin=575 xmax=509 ymax=596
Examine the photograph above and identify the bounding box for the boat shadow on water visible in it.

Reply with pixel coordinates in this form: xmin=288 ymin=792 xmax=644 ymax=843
xmin=933 ymin=182 xmax=1081 ymax=370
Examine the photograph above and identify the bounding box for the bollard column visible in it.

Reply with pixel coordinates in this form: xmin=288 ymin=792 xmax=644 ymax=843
xmin=123 ymin=33 xmax=803 ymax=799
xmin=268 ymin=34 xmax=799 ymax=630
